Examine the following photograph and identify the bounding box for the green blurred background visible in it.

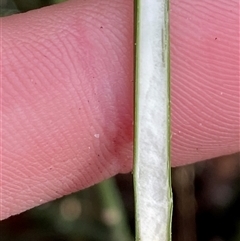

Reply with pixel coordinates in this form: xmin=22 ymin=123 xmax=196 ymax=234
xmin=1 ymin=1 xmax=240 ymax=240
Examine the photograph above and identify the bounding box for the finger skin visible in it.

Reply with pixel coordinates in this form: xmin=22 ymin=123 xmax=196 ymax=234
xmin=1 ymin=0 xmax=239 ymax=219
xmin=170 ymin=0 xmax=239 ymax=166
xmin=1 ymin=0 xmax=134 ymax=219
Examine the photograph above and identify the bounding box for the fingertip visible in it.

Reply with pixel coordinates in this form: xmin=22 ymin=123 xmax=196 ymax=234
xmin=1 ymin=0 xmax=134 ymax=220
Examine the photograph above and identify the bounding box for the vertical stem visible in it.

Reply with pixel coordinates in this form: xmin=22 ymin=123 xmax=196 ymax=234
xmin=96 ymin=178 xmax=133 ymax=241
xmin=134 ymin=0 xmax=173 ymax=240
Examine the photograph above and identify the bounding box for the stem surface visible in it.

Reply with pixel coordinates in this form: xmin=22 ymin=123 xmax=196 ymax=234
xmin=134 ymin=0 xmax=172 ymax=240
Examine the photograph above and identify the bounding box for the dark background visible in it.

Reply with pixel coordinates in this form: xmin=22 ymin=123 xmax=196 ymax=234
xmin=1 ymin=1 xmax=240 ymax=240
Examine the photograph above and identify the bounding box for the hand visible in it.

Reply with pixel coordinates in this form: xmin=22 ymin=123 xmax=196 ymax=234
xmin=1 ymin=0 xmax=239 ymax=220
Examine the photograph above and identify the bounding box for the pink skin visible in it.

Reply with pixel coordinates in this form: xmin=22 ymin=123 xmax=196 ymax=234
xmin=1 ymin=0 xmax=239 ymax=220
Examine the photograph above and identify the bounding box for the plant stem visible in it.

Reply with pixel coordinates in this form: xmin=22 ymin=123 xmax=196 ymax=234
xmin=96 ymin=178 xmax=134 ymax=241
xmin=134 ymin=0 xmax=173 ymax=240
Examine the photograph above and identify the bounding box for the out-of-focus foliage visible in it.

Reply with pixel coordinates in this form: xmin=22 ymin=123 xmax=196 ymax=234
xmin=0 ymin=178 xmax=134 ymax=241
xmin=13 ymin=0 xmax=66 ymax=12
xmin=0 ymin=0 xmax=20 ymax=16
xmin=172 ymin=153 xmax=240 ymax=241
xmin=0 ymin=0 xmax=65 ymax=15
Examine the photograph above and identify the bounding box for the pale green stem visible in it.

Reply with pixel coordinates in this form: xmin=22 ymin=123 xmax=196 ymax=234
xmin=134 ymin=0 xmax=173 ymax=240
xmin=96 ymin=178 xmax=134 ymax=241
